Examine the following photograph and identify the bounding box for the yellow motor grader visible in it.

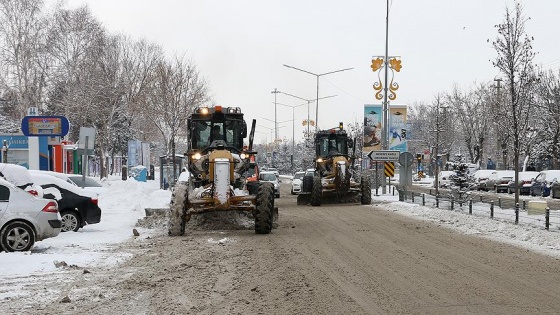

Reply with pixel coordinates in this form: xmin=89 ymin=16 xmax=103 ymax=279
xmin=297 ymin=123 xmax=371 ymax=206
xmin=168 ymin=106 xmax=275 ymax=236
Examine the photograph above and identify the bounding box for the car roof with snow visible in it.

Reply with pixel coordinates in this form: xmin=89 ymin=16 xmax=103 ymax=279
xmin=30 ymin=173 xmax=97 ymax=198
xmin=0 ymin=163 xmax=34 ymax=187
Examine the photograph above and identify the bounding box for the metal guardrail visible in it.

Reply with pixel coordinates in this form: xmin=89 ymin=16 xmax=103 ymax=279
xmin=394 ymin=186 xmax=560 ymax=232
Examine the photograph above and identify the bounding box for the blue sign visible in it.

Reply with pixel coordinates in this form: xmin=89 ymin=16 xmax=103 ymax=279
xmin=21 ymin=116 xmax=69 ymax=137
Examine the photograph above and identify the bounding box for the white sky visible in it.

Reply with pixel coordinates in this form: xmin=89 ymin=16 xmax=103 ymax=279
xmin=48 ymin=0 xmax=560 ymax=143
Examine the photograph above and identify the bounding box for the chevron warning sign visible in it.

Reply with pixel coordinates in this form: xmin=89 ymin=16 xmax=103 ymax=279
xmin=384 ymin=161 xmax=395 ymax=177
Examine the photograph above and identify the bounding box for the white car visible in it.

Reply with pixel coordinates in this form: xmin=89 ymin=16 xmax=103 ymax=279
xmin=472 ymin=169 xmax=495 ymax=191
xmin=291 ymin=171 xmax=305 ymax=195
xmin=437 ymin=171 xmax=455 ymax=188
xmin=0 ymin=163 xmax=43 ymax=197
xmin=0 ymin=178 xmax=61 ymax=252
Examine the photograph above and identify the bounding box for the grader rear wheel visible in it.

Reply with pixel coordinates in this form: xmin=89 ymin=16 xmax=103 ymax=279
xmin=360 ymin=176 xmax=372 ymax=205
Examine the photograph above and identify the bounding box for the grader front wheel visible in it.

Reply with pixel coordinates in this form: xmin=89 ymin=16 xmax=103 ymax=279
xmin=168 ymin=182 xmax=189 ymax=236
xmin=255 ymin=183 xmax=274 ymax=234
xmin=310 ymin=175 xmax=322 ymax=207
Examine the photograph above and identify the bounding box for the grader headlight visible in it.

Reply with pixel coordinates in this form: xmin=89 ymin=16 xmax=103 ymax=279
xmin=192 ymin=152 xmax=202 ymax=160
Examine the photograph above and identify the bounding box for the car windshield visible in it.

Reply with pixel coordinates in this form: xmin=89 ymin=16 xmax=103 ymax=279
xmin=68 ymin=176 xmax=102 ymax=187
xmin=259 ymin=173 xmax=276 ymax=181
xmin=294 ymin=173 xmax=304 ymax=180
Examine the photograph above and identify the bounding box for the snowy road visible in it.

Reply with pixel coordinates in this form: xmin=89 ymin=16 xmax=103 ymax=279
xmin=3 ymin=182 xmax=560 ymax=314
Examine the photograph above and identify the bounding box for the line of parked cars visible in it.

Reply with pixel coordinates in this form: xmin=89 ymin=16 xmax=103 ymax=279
xmin=0 ymin=163 xmax=103 ymax=252
xmin=464 ymin=168 xmax=560 ymax=198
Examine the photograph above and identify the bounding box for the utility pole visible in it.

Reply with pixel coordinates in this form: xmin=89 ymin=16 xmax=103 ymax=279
xmin=271 ymin=88 xmax=280 ymax=142
xmin=494 ymin=78 xmax=503 ymax=170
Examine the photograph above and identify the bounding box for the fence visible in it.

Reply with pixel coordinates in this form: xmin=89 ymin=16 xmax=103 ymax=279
xmin=395 ymin=187 xmax=560 ymax=232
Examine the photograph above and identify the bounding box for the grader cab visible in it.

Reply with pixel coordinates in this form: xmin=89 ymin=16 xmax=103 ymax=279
xmin=168 ymin=106 xmax=275 ymax=235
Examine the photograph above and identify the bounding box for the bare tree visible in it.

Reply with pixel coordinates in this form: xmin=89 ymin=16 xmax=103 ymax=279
xmin=445 ymin=83 xmax=493 ymax=166
xmin=491 ymin=1 xmax=538 ymax=204
xmin=0 ymin=0 xmax=47 ymax=117
xmin=141 ymin=55 xmax=209 ymax=178
xmin=534 ymin=69 xmax=560 ymax=169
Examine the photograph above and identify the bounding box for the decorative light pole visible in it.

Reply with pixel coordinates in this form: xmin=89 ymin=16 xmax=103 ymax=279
xmin=370 ymin=0 xmax=402 ymax=194
xmin=283 ymin=64 xmax=352 ymax=130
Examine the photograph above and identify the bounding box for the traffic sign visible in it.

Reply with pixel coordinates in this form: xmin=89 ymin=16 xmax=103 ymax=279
xmin=367 ymin=150 xmax=400 ymax=161
xmin=384 ymin=161 xmax=395 ymax=177
xmin=399 ymin=152 xmax=414 ymax=167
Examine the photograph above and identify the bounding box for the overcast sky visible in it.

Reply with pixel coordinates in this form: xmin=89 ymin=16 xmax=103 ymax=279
xmin=50 ymin=0 xmax=560 ymax=143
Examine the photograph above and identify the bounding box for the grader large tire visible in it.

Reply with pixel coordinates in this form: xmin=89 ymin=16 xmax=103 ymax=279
xmin=168 ymin=182 xmax=190 ymax=236
xmin=310 ymin=175 xmax=322 ymax=206
xmin=255 ymin=183 xmax=274 ymax=234
xmin=360 ymin=176 xmax=372 ymax=205
xmin=302 ymin=175 xmax=313 ymax=193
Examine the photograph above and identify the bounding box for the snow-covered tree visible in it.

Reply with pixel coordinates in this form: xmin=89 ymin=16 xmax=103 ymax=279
xmin=491 ymin=1 xmax=538 ymax=204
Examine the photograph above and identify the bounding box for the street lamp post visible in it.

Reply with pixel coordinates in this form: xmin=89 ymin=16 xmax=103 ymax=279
xmin=283 ymin=64 xmax=352 ymax=130
xmin=271 ymin=88 xmax=281 ymax=141
xmin=275 ymin=90 xmax=336 ymax=137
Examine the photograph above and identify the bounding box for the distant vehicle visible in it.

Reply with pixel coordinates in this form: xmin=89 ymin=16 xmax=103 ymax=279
xmin=486 ymin=170 xmax=515 ymax=193
xmin=259 ymin=171 xmax=280 ymax=198
xmin=30 ymin=173 xmax=101 ymax=232
xmin=530 ymin=170 xmax=560 ymax=197
xmin=437 ymin=171 xmax=455 ymax=188
xmin=0 ymin=163 xmax=43 ymax=197
xmin=507 ymin=171 xmax=539 ymax=195
xmin=0 ymin=178 xmax=61 ymax=252
xmin=291 ymin=171 xmax=305 ymax=195
xmin=472 ymin=170 xmax=495 ymax=191
xmin=267 ymin=167 xmax=279 ymax=177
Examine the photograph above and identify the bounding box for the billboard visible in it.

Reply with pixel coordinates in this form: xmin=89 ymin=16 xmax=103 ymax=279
xmin=389 ymin=105 xmax=408 ymax=153
xmin=363 ymin=104 xmax=408 ymax=153
xmin=363 ymin=104 xmax=382 ymax=152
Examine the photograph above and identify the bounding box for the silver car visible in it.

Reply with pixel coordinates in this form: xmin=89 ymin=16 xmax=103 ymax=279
xmin=259 ymin=171 xmax=280 ymax=198
xmin=0 ymin=178 xmax=61 ymax=252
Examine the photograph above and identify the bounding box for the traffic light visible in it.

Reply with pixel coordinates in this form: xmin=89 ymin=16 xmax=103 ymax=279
xmin=339 ymin=122 xmax=343 ymax=130
xmin=416 ymin=153 xmax=422 ymax=161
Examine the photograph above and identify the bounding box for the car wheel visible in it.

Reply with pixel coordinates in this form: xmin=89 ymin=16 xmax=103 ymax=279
xmin=60 ymin=211 xmax=81 ymax=232
xmin=0 ymin=221 xmax=36 ymax=252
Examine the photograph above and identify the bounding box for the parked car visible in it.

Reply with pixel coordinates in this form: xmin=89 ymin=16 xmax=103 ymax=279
xmin=472 ymin=169 xmax=495 ymax=191
xmin=530 ymin=170 xmax=560 ymax=197
xmin=291 ymin=171 xmax=305 ymax=195
xmin=30 ymin=173 xmax=101 ymax=232
xmin=507 ymin=171 xmax=539 ymax=195
xmin=259 ymin=171 xmax=281 ymax=198
xmin=0 ymin=178 xmax=61 ymax=252
xmin=436 ymin=171 xmax=455 ymax=188
xmin=29 ymin=170 xmax=106 ymax=196
xmin=485 ymin=170 xmax=515 ymax=193
xmin=0 ymin=163 xmax=43 ymax=197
